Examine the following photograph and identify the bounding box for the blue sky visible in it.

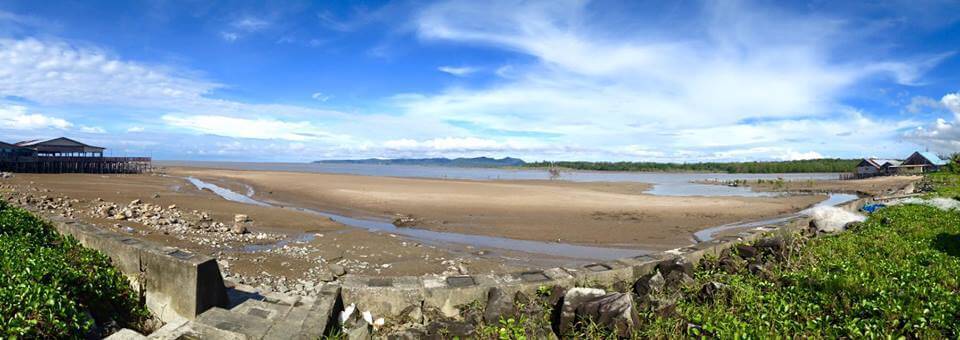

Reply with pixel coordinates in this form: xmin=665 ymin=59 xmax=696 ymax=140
xmin=1 ymin=0 xmax=959 ymax=162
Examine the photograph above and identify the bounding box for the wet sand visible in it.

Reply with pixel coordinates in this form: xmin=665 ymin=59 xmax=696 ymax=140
xmin=0 ymin=173 xmax=519 ymax=284
xmin=169 ymin=167 xmax=826 ymax=249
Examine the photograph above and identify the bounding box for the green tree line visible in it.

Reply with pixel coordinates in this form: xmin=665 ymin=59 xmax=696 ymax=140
xmin=524 ymin=158 xmax=861 ymax=173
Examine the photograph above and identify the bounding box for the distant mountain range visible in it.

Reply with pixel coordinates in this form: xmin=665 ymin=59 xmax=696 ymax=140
xmin=314 ymin=157 xmax=526 ymax=167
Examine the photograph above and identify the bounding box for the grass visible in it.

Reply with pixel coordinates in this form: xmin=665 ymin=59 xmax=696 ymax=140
xmin=640 ymin=173 xmax=960 ymax=338
xmin=0 ymin=200 xmax=149 ymax=338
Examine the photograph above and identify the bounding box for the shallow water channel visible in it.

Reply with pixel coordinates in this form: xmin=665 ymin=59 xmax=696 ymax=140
xmin=185 ymin=177 xmax=855 ymax=265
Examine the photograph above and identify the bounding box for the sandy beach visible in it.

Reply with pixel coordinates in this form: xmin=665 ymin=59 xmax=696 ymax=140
xmin=1 ymin=166 xmax=920 ymax=296
xmin=169 ymin=167 xmax=825 ymax=248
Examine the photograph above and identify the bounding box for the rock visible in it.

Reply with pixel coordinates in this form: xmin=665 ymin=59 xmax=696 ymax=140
xmin=234 ymin=214 xmax=250 ymax=223
xmin=649 ymin=295 xmax=678 ymax=317
xmin=484 ymin=287 xmax=516 ymax=324
xmin=574 ymin=293 xmax=640 ymax=338
xmin=558 ymin=287 xmax=606 ymax=335
xmin=656 ymin=257 xmax=693 ymax=277
xmin=230 ymin=223 xmax=248 ymax=234
xmin=152 ymin=193 xmax=160 ymax=199
xmin=735 ymin=244 xmax=758 ymax=259
xmin=167 ymin=204 xmax=177 ymax=210
xmin=426 ymin=320 xmax=475 ymax=338
xmin=697 ymin=282 xmax=728 ymax=302
xmin=344 ymin=324 xmax=371 ymax=340
xmin=664 ymin=270 xmax=695 ymax=289
xmin=391 ymin=214 xmax=419 ymax=227
xmin=633 ymin=270 xmax=666 ymax=298
xmin=718 ymin=256 xmax=744 ymax=274
xmin=329 ymin=264 xmax=347 ymax=277
xmin=547 ymin=285 xmax=567 ymax=306
xmin=756 ymin=237 xmax=787 ymax=258
xmin=130 ymin=199 xmax=141 ymax=206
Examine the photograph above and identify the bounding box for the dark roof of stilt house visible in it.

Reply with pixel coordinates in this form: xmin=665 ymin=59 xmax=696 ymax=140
xmin=14 ymin=137 xmax=105 ymax=154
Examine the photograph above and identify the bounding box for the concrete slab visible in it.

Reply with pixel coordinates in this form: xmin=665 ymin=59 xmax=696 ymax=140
xmin=104 ymin=328 xmax=146 ymax=340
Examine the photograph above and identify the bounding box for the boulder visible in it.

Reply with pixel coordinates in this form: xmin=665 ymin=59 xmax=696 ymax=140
xmin=573 ymin=293 xmax=640 ymax=338
xmin=234 ymin=214 xmax=250 ymax=223
xmin=633 ymin=270 xmax=665 ymax=298
xmin=558 ymin=287 xmax=606 ymax=335
xmin=484 ymin=287 xmax=516 ymax=324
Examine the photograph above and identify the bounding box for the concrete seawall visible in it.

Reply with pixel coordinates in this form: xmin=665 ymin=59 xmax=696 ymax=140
xmin=36 ymin=212 xmax=229 ymax=323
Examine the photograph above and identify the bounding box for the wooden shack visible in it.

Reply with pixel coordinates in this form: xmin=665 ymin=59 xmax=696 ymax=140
xmin=0 ymin=137 xmax=150 ymax=173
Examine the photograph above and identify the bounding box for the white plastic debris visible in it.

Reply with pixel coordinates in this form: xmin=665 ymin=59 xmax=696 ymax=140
xmin=362 ymin=311 xmax=373 ymax=325
xmin=806 ymin=206 xmax=866 ymax=233
xmin=339 ymin=303 xmax=356 ymax=324
xmin=890 ymin=197 xmax=960 ymax=211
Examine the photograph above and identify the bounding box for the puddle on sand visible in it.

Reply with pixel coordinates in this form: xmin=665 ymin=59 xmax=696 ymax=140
xmin=186 ymin=177 xmax=647 ymax=264
xmin=692 ymin=193 xmax=859 ymax=242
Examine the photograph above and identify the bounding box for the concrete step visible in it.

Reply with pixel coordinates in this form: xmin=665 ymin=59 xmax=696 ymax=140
xmin=191 ymin=284 xmax=341 ymax=339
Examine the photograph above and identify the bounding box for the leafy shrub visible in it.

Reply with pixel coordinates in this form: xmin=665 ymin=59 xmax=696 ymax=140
xmin=644 ymin=203 xmax=960 ymax=338
xmin=0 ymin=201 xmax=149 ymax=338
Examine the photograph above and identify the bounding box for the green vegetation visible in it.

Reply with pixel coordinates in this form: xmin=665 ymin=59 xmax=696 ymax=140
xmin=524 ymin=158 xmax=859 ymax=173
xmin=640 ymin=173 xmax=960 ymax=338
xmin=0 ymin=201 xmax=149 ymax=338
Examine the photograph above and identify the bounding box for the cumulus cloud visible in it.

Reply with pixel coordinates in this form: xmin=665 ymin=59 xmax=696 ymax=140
xmin=943 ymin=92 xmax=960 ymax=116
xmin=0 ymin=104 xmax=71 ymax=130
xmin=437 ymin=66 xmax=476 ymax=76
xmin=904 ymin=92 xmax=960 ymax=154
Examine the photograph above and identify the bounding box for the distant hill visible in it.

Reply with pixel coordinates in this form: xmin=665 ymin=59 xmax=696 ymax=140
xmin=314 ymin=157 xmax=527 ymax=168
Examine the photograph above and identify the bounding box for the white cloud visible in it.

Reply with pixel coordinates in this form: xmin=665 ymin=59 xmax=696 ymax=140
xmin=161 ymin=114 xmax=344 ymax=142
xmin=401 ymin=0 xmax=943 ymax=159
xmin=311 ymin=92 xmax=332 ymax=101
xmin=79 ymin=125 xmax=105 ymax=133
xmin=220 ymin=32 xmax=239 ymax=42
xmin=127 ymin=126 xmax=145 ymax=132
xmin=0 ymin=104 xmax=71 ymax=130
xmin=943 ymin=92 xmax=960 ymax=116
xmin=231 ymin=17 xmax=270 ymax=32
xmin=437 ymin=66 xmax=476 ymax=76
xmin=905 ymin=92 xmax=960 ymax=154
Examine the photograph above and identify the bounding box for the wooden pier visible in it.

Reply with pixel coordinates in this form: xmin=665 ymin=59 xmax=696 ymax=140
xmin=0 ymin=156 xmax=151 ymax=174
xmin=1 ymin=137 xmax=151 ymax=174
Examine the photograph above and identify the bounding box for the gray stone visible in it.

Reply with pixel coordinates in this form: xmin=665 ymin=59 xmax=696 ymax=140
xmin=664 ymin=270 xmax=694 ymax=289
xmin=656 ymin=257 xmax=693 ymax=277
xmin=426 ymin=320 xmax=475 ymax=338
xmin=103 ymin=328 xmax=145 ymax=340
xmin=230 ymin=223 xmax=247 ymax=234
xmin=574 ymin=293 xmax=640 ymax=338
xmin=558 ymin=287 xmax=606 ymax=335
xmin=633 ymin=270 xmax=665 ymax=298
xmin=484 ymin=287 xmax=516 ymax=324
xmin=330 ymin=264 xmax=347 ymax=277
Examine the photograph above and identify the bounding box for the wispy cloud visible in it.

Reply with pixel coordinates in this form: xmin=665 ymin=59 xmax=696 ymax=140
xmin=311 ymin=92 xmax=332 ymax=101
xmin=437 ymin=66 xmax=476 ymax=76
